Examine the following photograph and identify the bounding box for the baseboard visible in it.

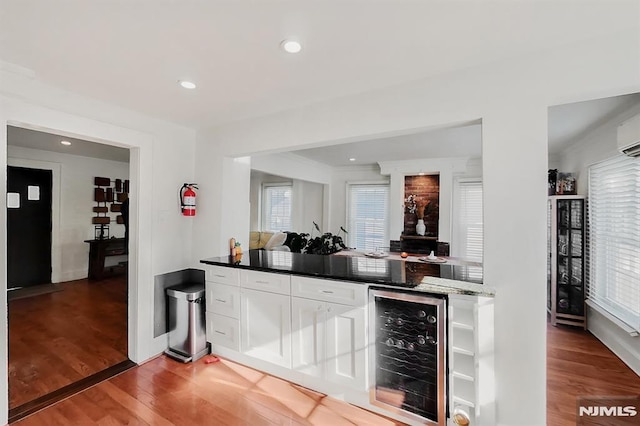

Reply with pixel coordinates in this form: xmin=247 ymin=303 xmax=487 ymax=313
xmin=58 ymin=269 xmax=88 ymax=283
xmin=587 ymin=306 xmax=640 ymax=376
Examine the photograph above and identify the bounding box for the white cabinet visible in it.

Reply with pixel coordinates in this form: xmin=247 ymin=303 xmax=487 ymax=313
xmin=205 ymin=268 xmax=241 ymax=351
xmin=291 ymin=276 xmax=367 ymax=391
xmin=241 ymin=288 xmax=292 ymax=368
xmin=241 ymin=269 xmax=290 ymax=295
xmin=206 ymin=282 xmax=240 ymax=319
xmin=204 ymin=265 xmax=240 ymax=286
xmin=206 ymin=313 xmax=240 ymax=351
xmin=448 ymin=294 xmax=495 ymax=426
xmin=325 ymin=303 xmax=366 ymax=389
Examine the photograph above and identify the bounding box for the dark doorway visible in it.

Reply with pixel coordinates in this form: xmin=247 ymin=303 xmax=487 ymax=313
xmin=7 ymin=166 xmax=53 ymax=288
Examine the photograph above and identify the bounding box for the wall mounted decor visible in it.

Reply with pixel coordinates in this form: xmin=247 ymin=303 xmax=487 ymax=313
xmin=93 ymin=176 xmax=129 ymax=239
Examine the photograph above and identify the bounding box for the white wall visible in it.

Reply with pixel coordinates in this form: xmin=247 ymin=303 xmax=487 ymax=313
xmin=249 ymin=169 xmax=325 ymax=235
xmin=193 ymin=29 xmax=640 ymax=426
xmin=557 ymin=100 xmax=640 ymax=375
xmin=7 ymin=145 xmax=129 ymax=282
xmin=0 ymin=70 xmax=197 ymax=424
xmin=329 ymin=164 xmax=389 ymax=241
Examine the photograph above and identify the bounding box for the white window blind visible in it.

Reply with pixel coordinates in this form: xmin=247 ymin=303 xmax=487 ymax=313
xmin=453 ymin=179 xmax=483 ymax=262
xmin=588 ymin=155 xmax=640 ymax=332
xmin=262 ymin=184 xmax=292 ymax=232
xmin=347 ymin=183 xmax=389 ymax=251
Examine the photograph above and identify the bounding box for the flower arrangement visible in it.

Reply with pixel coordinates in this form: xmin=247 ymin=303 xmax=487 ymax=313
xmin=404 ymin=194 xmax=417 ymax=214
xmin=416 ymin=199 xmax=432 ymax=220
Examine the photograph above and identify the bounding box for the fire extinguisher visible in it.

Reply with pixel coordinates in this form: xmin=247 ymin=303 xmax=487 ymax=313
xmin=179 ymin=183 xmax=198 ymax=216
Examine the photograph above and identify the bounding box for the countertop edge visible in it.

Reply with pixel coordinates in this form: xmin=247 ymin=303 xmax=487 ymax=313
xmin=200 ymin=258 xmax=495 ymax=298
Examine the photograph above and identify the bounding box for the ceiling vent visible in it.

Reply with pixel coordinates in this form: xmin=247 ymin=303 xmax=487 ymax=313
xmin=617 ymin=113 xmax=640 ymax=157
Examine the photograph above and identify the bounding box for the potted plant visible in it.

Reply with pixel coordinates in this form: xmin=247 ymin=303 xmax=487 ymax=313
xmin=302 ymin=222 xmax=348 ymax=255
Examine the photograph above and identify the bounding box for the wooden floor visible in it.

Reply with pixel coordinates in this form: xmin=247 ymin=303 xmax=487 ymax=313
xmin=9 ymin=303 xmax=640 ymax=425
xmin=14 ymin=355 xmax=404 ymax=426
xmin=8 ymin=276 xmax=128 ymax=409
xmin=547 ymin=323 xmax=640 ymax=425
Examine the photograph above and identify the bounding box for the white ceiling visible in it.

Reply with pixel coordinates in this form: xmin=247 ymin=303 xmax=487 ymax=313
xmin=7 ymin=126 xmax=130 ymax=163
xmin=0 ymin=1 xmax=635 ymax=129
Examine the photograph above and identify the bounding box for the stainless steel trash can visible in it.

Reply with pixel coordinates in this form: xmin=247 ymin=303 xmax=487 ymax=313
xmin=164 ymin=283 xmax=208 ymax=362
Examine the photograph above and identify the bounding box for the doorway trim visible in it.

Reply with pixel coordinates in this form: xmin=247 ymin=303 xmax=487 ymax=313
xmin=7 ymin=158 xmax=62 ymax=283
xmin=1 ymin=100 xmax=154 ymax=424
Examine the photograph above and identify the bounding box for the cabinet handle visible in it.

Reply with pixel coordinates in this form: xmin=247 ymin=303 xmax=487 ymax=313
xmin=327 ymin=306 xmax=332 ymax=312
xmin=321 ymin=290 xmax=334 ymax=294
xmin=213 ymin=274 xmax=226 ymax=278
xmin=215 ymin=298 xmax=227 ymax=303
xmin=214 ymin=330 xmax=227 ymax=335
xmin=255 ymin=280 xmax=270 ymax=284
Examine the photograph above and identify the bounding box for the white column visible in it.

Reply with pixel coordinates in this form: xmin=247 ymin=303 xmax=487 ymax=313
xmin=482 ymin=105 xmax=547 ymax=425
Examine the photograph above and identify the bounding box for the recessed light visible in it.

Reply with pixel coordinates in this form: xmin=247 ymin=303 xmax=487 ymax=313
xmin=60 ymin=140 xmax=71 ymax=146
xmin=418 ymin=172 xmax=425 ymax=176
xmin=179 ymin=80 xmax=196 ymax=89
xmin=281 ymin=40 xmax=302 ymax=54
xmin=349 ymin=158 xmax=356 ymax=162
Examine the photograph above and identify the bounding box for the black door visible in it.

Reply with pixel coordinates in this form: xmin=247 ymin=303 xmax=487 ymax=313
xmin=7 ymin=166 xmax=53 ymax=288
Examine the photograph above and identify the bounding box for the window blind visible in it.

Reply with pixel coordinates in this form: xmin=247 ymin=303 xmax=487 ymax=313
xmin=262 ymin=184 xmax=292 ymax=232
xmin=347 ymin=184 xmax=389 ymax=251
xmin=588 ymin=155 xmax=640 ymax=331
xmin=453 ymin=179 xmax=483 ymax=263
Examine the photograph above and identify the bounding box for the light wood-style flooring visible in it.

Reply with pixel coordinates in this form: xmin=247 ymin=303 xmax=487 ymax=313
xmin=15 ymin=355 xmax=404 ymax=425
xmin=8 ymin=277 xmax=128 ymax=409
xmin=547 ymin=323 xmax=640 ymax=426
xmin=9 ymin=294 xmax=640 ymax=425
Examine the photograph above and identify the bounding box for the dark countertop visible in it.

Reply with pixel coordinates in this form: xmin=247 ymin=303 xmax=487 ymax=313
xmin=200 ymin=250 xmax=494 ymax=297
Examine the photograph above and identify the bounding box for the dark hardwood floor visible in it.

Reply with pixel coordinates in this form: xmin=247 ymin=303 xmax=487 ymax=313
xmin=547 ymin=323 xmax=640 ymax=425
xmin=8 ymin=276 xmax=128 ymax=409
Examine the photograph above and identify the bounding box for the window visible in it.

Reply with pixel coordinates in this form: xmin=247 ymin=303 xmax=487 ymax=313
xmin=261 ymin=183 xmax=292 ymax=232
xmin=347 ymin=183 xmax=389 ymax=251
xmin=588 ymin=155 xmax=640 ymax=332
xmin=452 ymin=179 xmax=483 ymax=262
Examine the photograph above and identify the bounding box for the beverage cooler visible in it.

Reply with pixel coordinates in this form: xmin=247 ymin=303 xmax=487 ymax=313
xmin=369 ymin=289 xmax=447 ymax=425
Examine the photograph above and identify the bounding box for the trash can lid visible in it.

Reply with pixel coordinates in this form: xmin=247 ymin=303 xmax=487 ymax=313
xmin=166 ymin=282 xmax=205 ymax=301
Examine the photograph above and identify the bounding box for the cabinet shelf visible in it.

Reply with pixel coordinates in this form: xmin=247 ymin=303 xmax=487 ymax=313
xmin=452 ymin=371 xmax=475 ymax=382
xmin=452 ymin=322 xmax=475 ymax=331
xmin=452 ymin=396 xmax=476 ymax=409
xmin=452 ymin=346 xmax=475 ymax=357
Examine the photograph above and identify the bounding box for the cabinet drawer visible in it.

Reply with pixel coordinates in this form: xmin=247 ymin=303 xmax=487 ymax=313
xmin=206 ymin=313 xmax=240 ymax=351
xmin=241 ymin=270 xmax=290 ymax=295
xmin=291 ymin=276 xmax=366 ymax=306
xmin=206 ymin=282 xmax=240 ymax=319
xmin=205 ymin=265 xmax=240 ymax=286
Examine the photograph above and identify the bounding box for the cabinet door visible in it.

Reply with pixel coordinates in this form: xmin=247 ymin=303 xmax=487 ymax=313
xmin=206 ymin=282 xmax=240 ymax=319
xmin=325 ymin=303 xmax=366 ymax=390
xmin=241 ymin=288 xmax=291 ymax=368
xmin=291 ymin=297 xmax=325 ymax=378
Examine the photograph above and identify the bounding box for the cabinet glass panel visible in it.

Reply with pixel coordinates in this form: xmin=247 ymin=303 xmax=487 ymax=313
xmin=549 ymin=197 xmax=586 ymax=327
xmin=570 ymin=201 xmax=583 ymax=228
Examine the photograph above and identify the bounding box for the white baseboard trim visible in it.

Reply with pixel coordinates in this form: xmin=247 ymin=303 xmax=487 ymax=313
xmin=587 ymin=306 xmax=640 ymax=377
xmin=57 ymin=269 xmax=88 ymax=283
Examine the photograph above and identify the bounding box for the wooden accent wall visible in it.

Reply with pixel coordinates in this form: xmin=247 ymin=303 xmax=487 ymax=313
xmin=404 ymin=174 xmax=440 ymax=236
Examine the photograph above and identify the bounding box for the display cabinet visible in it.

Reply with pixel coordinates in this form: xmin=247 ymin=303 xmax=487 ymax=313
xmin=547 ymin=195 xmax=586 ymax=328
